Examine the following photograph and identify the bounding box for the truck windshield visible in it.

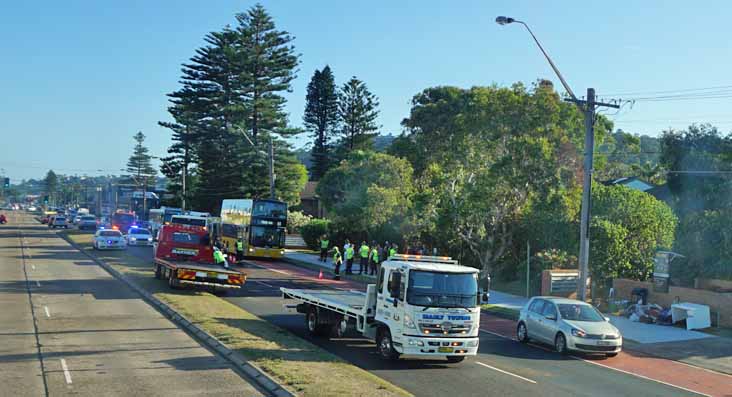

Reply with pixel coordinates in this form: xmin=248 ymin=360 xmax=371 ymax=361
xmin=407 ymin=271 xmax=478 ymax=308
xmin=171 ymin=232 xmax=201 ymax=245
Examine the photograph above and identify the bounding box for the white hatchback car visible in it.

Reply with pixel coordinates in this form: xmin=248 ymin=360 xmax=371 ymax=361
xmin=517 ymin=297 xmax=622 ymax=357
xmin=126 ymin=227 xmax=154 ymax=246
xmin=93 ymin=229 xmax=127 ymax=250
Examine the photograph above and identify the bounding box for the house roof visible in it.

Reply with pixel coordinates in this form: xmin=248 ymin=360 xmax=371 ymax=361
xmin=300 ymin=181 xmax=319 ymax=199
xmin=602 ymin=176 xmax=654 ymax=192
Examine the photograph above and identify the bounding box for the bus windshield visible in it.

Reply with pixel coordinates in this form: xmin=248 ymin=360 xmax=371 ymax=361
xmin=407 ymin=271 xmax=478 ymax=308
xmin=249 ymin=226 xmax=283 ymax=248
xmin=252 ymin=201 xmax=287 ymax=219
xmin=163 ymin=209 xmax=183 ymax=222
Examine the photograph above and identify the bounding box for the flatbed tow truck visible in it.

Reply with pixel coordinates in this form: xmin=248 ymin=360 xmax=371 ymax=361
xmin=281 ymin=254 xmax=487 ymax=363
xmin=153 ymin=223 xmax=246 ymax=291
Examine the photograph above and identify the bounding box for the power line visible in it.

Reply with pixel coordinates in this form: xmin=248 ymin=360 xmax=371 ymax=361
xmin=600 ymin=84 xmax=732 ymax=97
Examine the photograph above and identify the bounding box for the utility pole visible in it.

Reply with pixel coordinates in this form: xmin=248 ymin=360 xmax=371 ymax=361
xmin=268 ymin=136 xmax=276 ymax=199
xmin=496 ymin=16 xmax=620 ymax=301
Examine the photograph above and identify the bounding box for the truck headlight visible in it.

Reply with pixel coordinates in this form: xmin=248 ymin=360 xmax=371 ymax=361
xmin=408 ymin=339 xmax=424 ymax=346
xmin=403 ymin=314 xmax=416 ymax=329
xmin=148 ymin=237 xmax=153 ymax=241
xmin=130 ymin=237 xmax=137 ymax=241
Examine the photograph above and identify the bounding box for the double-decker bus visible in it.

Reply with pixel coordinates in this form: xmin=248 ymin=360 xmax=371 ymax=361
xmin=218 ymin=198 xmax=287 ymax=259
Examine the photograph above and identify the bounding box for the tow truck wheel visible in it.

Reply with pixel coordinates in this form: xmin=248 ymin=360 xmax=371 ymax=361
xmin=446 ymin=356 xmax=465 ymax=363
xmin=168 ymin=270 xmax=180 ymax=289
xmin=154 ymin=264 xmax=162 ymax=279
xmin=377 ymin=328 xmax=400 ymax=361
xmin=306 ymin=307 xmax=326 ymax=336
xmin=333 ymin=317 xmax=348 ymax=338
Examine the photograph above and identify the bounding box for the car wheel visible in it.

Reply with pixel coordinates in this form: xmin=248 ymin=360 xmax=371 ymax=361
xmin=517 ymin=322 xmax=530 ymax=343
xmin=605 ymin=352 xmax=618 ymax=358
xmin=377 ymin=328 xmax=400 ymax=361
xmin=446 ymin=356 xmax=465 ymax=363
xmin=555 ymin=333 xmax=568 ymax=355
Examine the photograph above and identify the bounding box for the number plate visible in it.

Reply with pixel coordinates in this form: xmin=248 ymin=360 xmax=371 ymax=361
xmin=172 ymin=248 xmax=197 ymax=256
xmin=597 ymin=341 xmax=613 ymax=346
xmin=438 ymin=347 xmax=454 ymax=353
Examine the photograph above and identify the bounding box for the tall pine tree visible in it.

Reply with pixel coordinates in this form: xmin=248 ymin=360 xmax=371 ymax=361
xmin=126 ymin=131 xmax=157 ymax=199
xmin=338 ymin=76 xmax=380 ymax=155
xmin=304 ymin=66 xmax=339 ymax=180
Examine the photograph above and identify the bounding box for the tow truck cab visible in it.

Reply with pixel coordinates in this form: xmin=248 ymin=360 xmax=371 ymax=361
xmin=370 ymin=256 xmax=484 ymax=360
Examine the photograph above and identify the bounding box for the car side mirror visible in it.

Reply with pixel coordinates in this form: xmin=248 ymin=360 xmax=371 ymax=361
xmin=604 ymin=316 xmax=610 ymax=322
xmin=545 ymin=314 xmax=557 ymax=321
xmin=478 ymin=291 xmax=489 ymax=304
xmin=389 ymin=272 xmax=401 ymax=300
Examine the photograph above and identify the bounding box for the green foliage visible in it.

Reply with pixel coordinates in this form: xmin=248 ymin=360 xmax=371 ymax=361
xmin=126 ymin=131 xmax=156 ymax=188
xmin=673 ymin=209 xmax=732 ymax=282
xmin=287 ymin=210 xmax=312 ymax=234
xmin=44 ymin=170 xmax=58 ymax=204
xmin=589 ymin=184 xmax=677 ymax=282
xmin=337 ymin=77 xmax=380 ymax=155
xmin=300 ymin=219 xmax=330 ymax=250
xmin=161 ymin=4 xmax=303 ymax=213
xmin=317 ymin=151 xmax=413 ymax=239
xmin=305 ymin=66 xmax=339 ymax=180
xmin=596 ymin=129 xmax=663 ymax=183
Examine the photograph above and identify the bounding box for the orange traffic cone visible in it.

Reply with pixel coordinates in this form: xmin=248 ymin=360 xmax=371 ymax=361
xmin=318 ymin=269 xmax=324 ymax=279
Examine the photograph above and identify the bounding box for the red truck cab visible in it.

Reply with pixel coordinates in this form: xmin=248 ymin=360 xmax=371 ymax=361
xmin=153 ymin=223 xmax=245 ymax=290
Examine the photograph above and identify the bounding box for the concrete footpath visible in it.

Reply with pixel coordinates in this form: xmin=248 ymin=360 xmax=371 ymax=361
xmin=0 ymin=212 xmax=266 ymax=396
xmin=283 ymin=250 xmax=732 ymax=377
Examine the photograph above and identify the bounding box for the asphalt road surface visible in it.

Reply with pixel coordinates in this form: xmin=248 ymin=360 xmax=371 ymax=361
xmin=0 ymin=212 xmax=265 ymax=397
xmin=120 ymin=243 xmax=707 ymax=397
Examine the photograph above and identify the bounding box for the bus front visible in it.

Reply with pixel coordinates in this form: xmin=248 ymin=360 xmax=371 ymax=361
xmin=248 ymin=199 xmax=287 ymax=259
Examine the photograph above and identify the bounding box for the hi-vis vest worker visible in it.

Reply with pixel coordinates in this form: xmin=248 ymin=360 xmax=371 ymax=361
xmin=345 ymin=245 xmax=355 ymax=260
xmin=236 ymin=240 xmax=244 ymax=251
xmin=389 ymin=247 xmax=396 ymax=258
xmin=371 ymin=247 xmax=379 ymax=263
xmin=359 ymin=243 xmax=370 ymax=258
xmin=321 ymin=239 xmax=330 ymax=249
xmin=213 ymin=249 xmax=226 ymax=264
xmin=333 ymin=247 xmax=342 ymax=263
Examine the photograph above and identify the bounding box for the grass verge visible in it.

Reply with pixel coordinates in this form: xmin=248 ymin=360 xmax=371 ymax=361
xmin=63 ymin=231 xmax=411 ymax=397
xmin=481 ymin=304 xmax=520 ymax=321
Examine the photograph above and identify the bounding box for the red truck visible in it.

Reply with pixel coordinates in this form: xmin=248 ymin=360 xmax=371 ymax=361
xmin=153 ymin=223 xmax=246 ymax=291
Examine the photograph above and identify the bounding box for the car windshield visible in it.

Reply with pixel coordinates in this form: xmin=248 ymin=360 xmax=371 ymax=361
xmin=558 ymin=303 xmax=605 ymax=322
xmin=99 ymin=231 xmax=122 ymax=237
xmin=406 ymin=271 xmax=478 ymax=308
xmin=82 ymin=216 xmax=96 ymax=221
xmin=55 ymin=217 xmax=65 ymax=221
xmin=130 ymin=228 xmax=150 ymax=235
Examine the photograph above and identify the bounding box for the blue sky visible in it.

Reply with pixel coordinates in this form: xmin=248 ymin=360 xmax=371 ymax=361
xmin=2 ymin=0 xmax=731 ymax=181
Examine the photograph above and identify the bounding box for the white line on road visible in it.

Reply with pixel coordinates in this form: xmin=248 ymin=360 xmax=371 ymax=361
xmin=60 ymin=359 xmax=72 ymax=384
xmin=255 ymin=280 xmax=275 ymax=288
xmin=576 ymin=356 xmax=712 ymax=397
xmin=44 ymin=306 xmax=50 ymax=318
xmin=476 ymin=361 xmax=537 ymax=384
xmin=36 ymin=280 xmax=41 ymax=287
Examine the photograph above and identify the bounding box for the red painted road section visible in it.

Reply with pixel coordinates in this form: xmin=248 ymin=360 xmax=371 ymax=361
xmin=479 ymin=313 xmax=732 ymax=397
xmin=252 ymin=259 xmax=732 ymax=397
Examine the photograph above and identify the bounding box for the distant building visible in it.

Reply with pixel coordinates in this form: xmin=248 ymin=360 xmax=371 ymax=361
xmin=602 ymin=176 xmax=654 ymax=192
xmin=299 ymin=181 xmax=325 ymax=218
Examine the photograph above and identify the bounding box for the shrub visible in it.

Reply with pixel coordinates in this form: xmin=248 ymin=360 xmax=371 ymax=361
xmin=287 ymin=210 xmax=312 ymax=234
xmin=300 ymin=219 xmax=330 ymax=250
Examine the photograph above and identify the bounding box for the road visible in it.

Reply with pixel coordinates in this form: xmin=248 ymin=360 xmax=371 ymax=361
xmin=0 ymin=212 xmax=265 ymax=397
xmin=120 ymin=243 xmax=715 ymax=396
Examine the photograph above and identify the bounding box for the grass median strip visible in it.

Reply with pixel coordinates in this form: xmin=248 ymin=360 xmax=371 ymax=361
xmin=481 ymin=304 xmax=520 ymax=321
xmin=64 ymin=231 xmax=411 ymax=397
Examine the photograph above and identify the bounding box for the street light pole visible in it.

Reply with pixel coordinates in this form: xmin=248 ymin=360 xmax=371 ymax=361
xmin=234 ymin=126 xmax=276 ymax=200
xmin=496 ymin=16 xmax=619 ymax=301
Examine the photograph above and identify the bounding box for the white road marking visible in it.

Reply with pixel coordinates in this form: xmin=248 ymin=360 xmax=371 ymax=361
xmin=255 ymin=280 xmax=275 ymax=288
xmin=44 ymin=306 xmax=50 ymax=318
xmin=31 ymin=265 xmax=36 ymax=270
xmin=479 ymin=327 xmax=711 ymax=396
xmin=60 ymin=359 xmax=72 ymax=384
xmin=476 ymin=361 xmax=537 ymax=384
xmin=576 ymin=356 xmax=712 ymax=397
xmin=36 ymin=280 xmax=41 ymax=287
xmin=265 ymin=267 xmax=290 ymax=276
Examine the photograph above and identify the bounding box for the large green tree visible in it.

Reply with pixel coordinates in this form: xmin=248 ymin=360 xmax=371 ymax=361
xmin=161 ymin=4 xmax=305 ymax=213
xmin=126 ymin=131 xmax=157 ymax=190
xmin=337 ymin=77 xmax=380 ymax=155
xmin=304 ymin=66 xmax=339 ymax=180
xmin=43 ymin=170 xmax=58 ymax=205
xmin=396 ymin=82 xmax=599 ymax=276
xmin=317 ymin=151 xmax=413 ymax=240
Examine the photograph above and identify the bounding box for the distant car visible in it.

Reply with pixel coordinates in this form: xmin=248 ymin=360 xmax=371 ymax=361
xmin=517 ymin=297 xmax=622 ymax=357
xmin=72 ymin=214 xmax=84 ymax=224
xmin=126 ymin=227 xmax=154 ymax=246
xmin=48 ymin=216 xmax=69 ymax=229
xmin=78 ymin=215 xmax=98 ymax=230
xmin=93 ymin=229 xmax=127 ymax=250
xmin=27 ymin=206 xmax=37 ymax=212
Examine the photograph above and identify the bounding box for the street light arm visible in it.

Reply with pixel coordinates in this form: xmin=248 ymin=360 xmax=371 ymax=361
xmin=513 ymin=20 xmax=578 ymax=102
